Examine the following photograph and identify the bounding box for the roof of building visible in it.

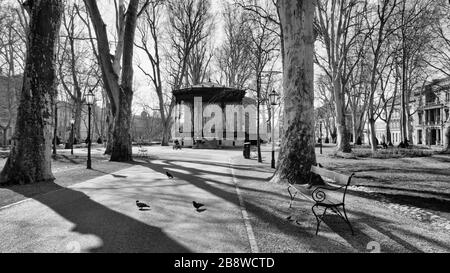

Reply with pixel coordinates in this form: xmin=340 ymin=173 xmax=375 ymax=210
xmin=414 ymin=76 xmax=450 ymax=96
xmin=172 ymin=82 xmax=246 ymax=104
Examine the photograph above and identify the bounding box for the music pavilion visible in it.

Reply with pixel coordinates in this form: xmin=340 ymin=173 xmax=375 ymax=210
xmin=172 ymin=82 xmax=267 ymax=148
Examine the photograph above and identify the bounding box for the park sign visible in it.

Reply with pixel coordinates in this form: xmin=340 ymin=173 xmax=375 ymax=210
xmin=172 ymin=84 xmax=268 ymax=147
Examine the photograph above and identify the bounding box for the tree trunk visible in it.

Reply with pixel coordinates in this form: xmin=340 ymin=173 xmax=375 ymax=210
xmin=74 ymin=99 xmax=82 ymax=140
xmin=110 ymin=0 xmax=139 ymax=162
xmin=334 ymin=77 xmax=351 ymax=152
xmin=368 ymin=112 xmax=377 ymax=152
xmin=161 ymin=119 xmax=171 ymax=146
xmin=256 ymin=75 xmax=262 ymax=163
xmin=352 ymin=111 xmax=357 ymax=144
xmin=271 ymin=0 xmax=316 ymax=184
xmin=110 ymin=89 xmax=133 ymax=161
xmin=386 ymin=122 xmax=392 ymax=145
xmin=104 ymin=102 xmax=114 ymax=154
xmin=0 ymin=0 xmax=63 ymax=185
xmin=2 ymin=128 xmax=7 ymax=147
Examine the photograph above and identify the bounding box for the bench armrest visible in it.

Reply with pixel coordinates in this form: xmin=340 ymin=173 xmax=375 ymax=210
xmin=311 ymin=184 xmax=345 ymax=203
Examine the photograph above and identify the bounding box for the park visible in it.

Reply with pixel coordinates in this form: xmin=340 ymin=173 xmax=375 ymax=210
xmin=0 ymin=0 xmax=449 ymax=255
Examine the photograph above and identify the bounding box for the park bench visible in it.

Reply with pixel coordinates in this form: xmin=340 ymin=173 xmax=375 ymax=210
xmin=137 ymin=145 xmax=148 ymax=157
xmin=287 ymin=165 xmax=355 ymax=236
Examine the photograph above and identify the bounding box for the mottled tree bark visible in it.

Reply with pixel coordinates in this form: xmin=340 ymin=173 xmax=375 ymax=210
xmin=84 ymin=0 xmax=141 ymax=161
xmin=271 ymin=0 xmax=316 ymax=184
xmin=334 ymin=77 xmax=351 ymax=152
xmin=110 ymin=0 xmax=139 ymax=162
xmin=0 ymin=0 xmax=63 ymax=185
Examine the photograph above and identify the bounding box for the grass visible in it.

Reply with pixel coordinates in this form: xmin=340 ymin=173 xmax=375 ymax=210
xmin=331 ymin=147 xmax=435 ymax=159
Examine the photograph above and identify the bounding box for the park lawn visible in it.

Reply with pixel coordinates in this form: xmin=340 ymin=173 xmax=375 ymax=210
xmin=0 ymin=153 xmax=133 ymax=209
xmin=231 ymin=153 xmax=450 ymax=253
xmin=316 ymin=150 xmax=450 ymax=198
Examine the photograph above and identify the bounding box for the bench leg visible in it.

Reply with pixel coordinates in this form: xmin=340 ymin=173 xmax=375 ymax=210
xmin=287 ymin=187 xmax=297 ymax=208
xmin=342 ymin=205 xmax=354 ymax=236
xmin=312 ymin=204 xmax=328 ymax=235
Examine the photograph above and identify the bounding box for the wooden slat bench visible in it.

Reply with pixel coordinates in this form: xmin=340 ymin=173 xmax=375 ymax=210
xmin=288 ymin=165 xmax=355 ymax=235
xmin=137 ymin=145 xmax=148 ymax=157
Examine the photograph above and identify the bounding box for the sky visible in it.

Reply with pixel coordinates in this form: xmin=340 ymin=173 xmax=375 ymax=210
xmin=1 ymin=0 xmax=283 ymax=114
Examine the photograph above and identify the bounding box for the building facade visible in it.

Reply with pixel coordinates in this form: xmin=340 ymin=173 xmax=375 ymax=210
xmin=371 ymin=77 xmax=450 ymax=147
xmin=0 ymin=75 xmax=21 ymax=145
xmin=413 ymin=78 xmax=450 ymax=146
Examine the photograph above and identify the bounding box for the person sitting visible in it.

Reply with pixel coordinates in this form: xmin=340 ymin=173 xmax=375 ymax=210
xmin=173 ymin=139 xmax=182 ymax=150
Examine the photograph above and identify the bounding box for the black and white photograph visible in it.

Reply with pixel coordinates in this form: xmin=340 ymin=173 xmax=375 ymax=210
xmin=0 ymin=0 xmax=449 ymax=263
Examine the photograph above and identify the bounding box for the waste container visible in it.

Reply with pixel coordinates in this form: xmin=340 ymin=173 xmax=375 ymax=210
xmin=243 ymin=142 xmax=251 ymax=159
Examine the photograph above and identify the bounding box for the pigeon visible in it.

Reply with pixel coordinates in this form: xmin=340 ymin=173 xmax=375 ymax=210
xmin=136 ymin=200 xmax=150 ymax=210
xmin=166 ymin=171 xmax=174 ymax=179
xmin=192 ymin=201 xmax=205 ymax=209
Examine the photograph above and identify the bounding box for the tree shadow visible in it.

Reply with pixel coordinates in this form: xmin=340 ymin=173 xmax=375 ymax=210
xmin=8 ymin=183 xmax=190 ymax=253
xmin=131 ymin=159 xmax=358 ymax=252
xmin=321 ymin=214 xmax=423 ymax=253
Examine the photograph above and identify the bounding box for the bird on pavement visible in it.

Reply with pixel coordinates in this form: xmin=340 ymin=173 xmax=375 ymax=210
xmin=136 ymin=200 xmax=150 ymax=210
xmin=166 ymin=171 xmax=174 ymax=179
xmin=192 ymin=201 xmax=205 ymax=209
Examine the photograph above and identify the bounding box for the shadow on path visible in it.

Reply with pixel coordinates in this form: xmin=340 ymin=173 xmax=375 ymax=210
xmin=8 ymin=182 xmax=190 ymax=253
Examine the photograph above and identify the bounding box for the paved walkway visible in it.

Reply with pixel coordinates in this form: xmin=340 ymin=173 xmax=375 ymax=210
xmin=0 ymin=146 xmax=449 ymax=253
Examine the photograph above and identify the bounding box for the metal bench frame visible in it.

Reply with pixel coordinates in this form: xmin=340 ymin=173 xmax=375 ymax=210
xmin=288 ymin=165 xmax=355 ymax=236
xmin=137 ymin=145 xmax=148 ymax=157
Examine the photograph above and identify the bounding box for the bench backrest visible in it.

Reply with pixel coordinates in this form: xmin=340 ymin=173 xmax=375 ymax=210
xmin=311 ymin=165 xmax=354 ymax=203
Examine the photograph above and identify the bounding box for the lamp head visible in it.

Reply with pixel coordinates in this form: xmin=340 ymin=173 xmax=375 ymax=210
xmin=269 ymin=90 xmax=279 ymax=106
xmin=85 ymin=91 xmax=95 ymax=105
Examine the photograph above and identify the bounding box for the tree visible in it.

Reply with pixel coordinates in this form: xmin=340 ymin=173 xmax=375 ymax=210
xmin=426 ymin=0 xmax=450 ymax=152
xmin=216 ymin=2 xmax=253 ymax=89
xmin=83 ymin=0 xmax=149 ymax=161
xmin=271 ymin=0 xmax=316 ymax=184
xmin=165 ymin=0 xmax=213 ymax=144
xmin=0 ymin=6 xmax=25 ymax=147
xmin=395 ymin=0 xmax=436 ymax=144
xmin=57 ymin=1 xmax=101 ymax=142
xmin=247 ymin=10 xmax=279 ymax=163
xmin=0 ymin=0 xmax=63 ymax=185
xmin=188 ymin=38 xmax=214 ymax=85
xmin=315 ymin=0 xmax=368 ymax=153
xmin=135 ymin=0 xmax=168 ymax=144
xmin=364 ymin=0 xmax=399 ymax=152
xmin=315 ymin=75 xmax=337 ymax=142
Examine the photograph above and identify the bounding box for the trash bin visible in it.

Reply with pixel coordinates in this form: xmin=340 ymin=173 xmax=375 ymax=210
xmin=243 ymin=142 xmax=251 ymax=159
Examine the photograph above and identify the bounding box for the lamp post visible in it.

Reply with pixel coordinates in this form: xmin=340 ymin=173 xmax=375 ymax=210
xmin=70 ymin=118 xmax=75 ymax=155
xmin=320 ymin=120 xmax=323 ymax=155
xmin=85 ymin=91 xmax=95 ymax=169
xmin=269 ymin=90 xmax=279 ymax=169
xmin=53 ymin=103 xmax=58 ymax=158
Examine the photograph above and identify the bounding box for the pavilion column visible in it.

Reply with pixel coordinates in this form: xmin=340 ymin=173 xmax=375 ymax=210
xmin=194 ymin=97 xmax=203 ymax=141
xmin=182 ymin=102 xmax=193 ymax=146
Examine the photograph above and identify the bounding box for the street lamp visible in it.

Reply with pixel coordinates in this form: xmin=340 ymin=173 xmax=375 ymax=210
xmin=269 ymin=90 xmax=279 ymax=169
xmin=70 ymin=118 xmax=75 ymax=155
xmin=85 ymin=91 xmax=95 ymax=169
xmin=53 ymin=103 xmax=58 ymax=157
xmin=319 ymin=120 xmax=323 ymax=155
